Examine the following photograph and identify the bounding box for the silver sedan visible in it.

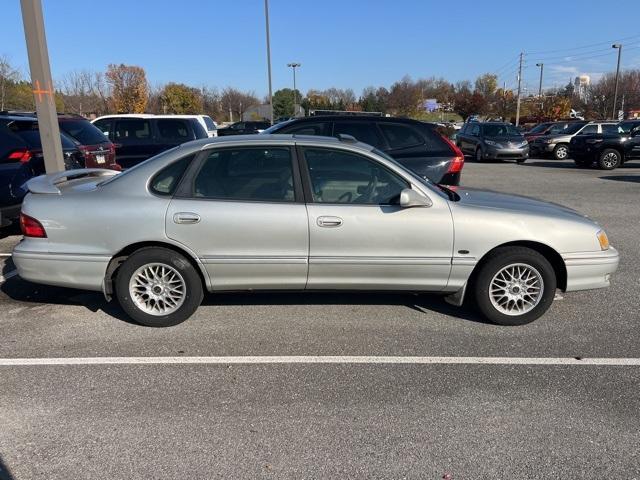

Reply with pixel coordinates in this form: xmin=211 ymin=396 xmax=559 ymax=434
xmin=13 ymin=135 xmax=619 ymax=327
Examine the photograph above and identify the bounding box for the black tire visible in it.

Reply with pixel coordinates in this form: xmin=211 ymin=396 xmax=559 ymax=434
xmin=597 ymin=148 xmax=622 ymax=170
xmin=472 ymin=246 xmax=556 ymax=326
xmin=115 ymin=247 xmax=204 ymax=327
xmin=476 ymin=147 xmax=484 ymax=162
xmin=552 ymin=144 xmax=569 ymax=160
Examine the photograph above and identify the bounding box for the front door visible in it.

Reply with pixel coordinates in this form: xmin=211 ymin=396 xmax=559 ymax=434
xmin=166 ymin=145 xmax=308 ymax=290
xmin=300 ymin=146 xmax=454 ymax=290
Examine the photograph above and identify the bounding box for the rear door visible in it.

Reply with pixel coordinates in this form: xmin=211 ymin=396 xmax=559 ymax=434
xmin=113 ymin=118 xmax=155 ymax=168
xmin=165 ymin=144 xmax=309 ymax=290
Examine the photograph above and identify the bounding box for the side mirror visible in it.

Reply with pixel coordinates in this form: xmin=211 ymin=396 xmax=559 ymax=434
xmin=399 ymin=188 xmax=432 ymax=208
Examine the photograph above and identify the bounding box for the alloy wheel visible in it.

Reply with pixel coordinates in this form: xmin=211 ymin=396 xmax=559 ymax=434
xmin=489 ymin=263 xmax=544 ymax=316
xmin=128 ymin=263 xmax=187 ymax=316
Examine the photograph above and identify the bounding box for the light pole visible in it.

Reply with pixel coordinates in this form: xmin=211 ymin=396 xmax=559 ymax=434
xmin=264 ymin=0 xmax=273 ymax=125
xmin=287 ymin=62 xmax=301 ymax=117
xmin=536 ymin=62 xmax=544 ymax=116
xmin=612 ymin=44 xmax=623 ymax=120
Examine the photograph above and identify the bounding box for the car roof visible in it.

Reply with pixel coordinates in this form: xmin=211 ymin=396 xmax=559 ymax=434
xmin=190 ymin=133 xmax=375 ymax=152
xmin=276 ymin=115 xmax=430 ymax=125
xmin=0 ymin=114 xmax=37 ymax=121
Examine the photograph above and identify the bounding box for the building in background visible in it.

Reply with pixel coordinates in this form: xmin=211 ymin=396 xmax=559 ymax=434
xmin=574 ymin=75 xmax=591 ymax=101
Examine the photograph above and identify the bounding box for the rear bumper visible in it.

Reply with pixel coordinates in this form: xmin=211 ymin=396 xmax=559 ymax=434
xmin=563 ymin=247 xmax=619 ymax=292
xmin=12 ymin=249 xmax=109 ymax=291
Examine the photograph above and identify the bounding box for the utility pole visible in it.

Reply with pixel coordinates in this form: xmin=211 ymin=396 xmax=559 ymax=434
xmin=515 ymin=52 xmax=524 ymax=126
xmin=287 ymin=62 xmax=301 ymax=117
xmin=264 ymin=0 xmax=274 ymax=125
xmin=20 ymin=0 xmax=64 ymax=173
xmin=536 ymin=62 xmax=544 ymax=116
xmin=612 ymin=44 xmax=623 ymax=120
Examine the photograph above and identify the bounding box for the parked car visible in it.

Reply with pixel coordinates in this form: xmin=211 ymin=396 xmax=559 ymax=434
xmin=456 ymin=122 xmax=529 ymax=162
xmin=569 ymin=120 xmax=640 ymax=169
xmin=92 ymin=114 xmax=208 ymax=169
xmin=0 ymin=117 xmax=84 ymax=225
xmin=14 ymin=135 xmax=618 ymax=328
xmin=528 ymin=121 xmax=617 ymax=160
xmin=217 ymin=121 xmax=271 ymax=136
xmin=263 ymin=115 xmax=464 ymax=185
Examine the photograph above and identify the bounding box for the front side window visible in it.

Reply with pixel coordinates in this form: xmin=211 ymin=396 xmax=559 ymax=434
xmin=114 ymin=119 xmax=151 ymax=143
xmin=470 ymin=125 xmax=480 ymax=136
xmin=157 ymin=119 xmax=190 ymax=140
xmin=579 ymin=124 xmax=598 ymax=135
xmin=192 ymin=147 xmax=294 ymax=202
xmin=303 ymin=148 xmax=407 ymax=205
xmin=333 ymin=122 xmax=384 ymax=148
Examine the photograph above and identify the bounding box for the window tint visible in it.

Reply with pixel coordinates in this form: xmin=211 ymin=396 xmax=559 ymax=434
xmin=115 ymin=119 xmax=151 ymax=143
xmin=193 ymin=148 xmax=294 ymax=202
xmin=579 ymin=124 xmax=598 ymax=135
xmin=379 ymin=123 xmax=423 ymax=149
xmin=470 ymin=124 xmax=480 ymax=136
xmin=59 ymin=120 xmax=109 ymax=144
xmin=602 ymin=124 xmax=619 ymax=134
xmin=303 ymin=148 xmax=407 ymax=205
xmin=93 ymin=119 xmax=113 ymax=138
xmin=157 ymin=119 xmax=191 ymax=140
xmin=150 ymin=154 xmax=194 ymax=196
xmin=284 ymin=122 xmax=330 ymax=136
xmin=333 ymin=122 xmax=384 ymax=148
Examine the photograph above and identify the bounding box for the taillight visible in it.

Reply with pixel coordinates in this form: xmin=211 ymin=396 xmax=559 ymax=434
xmin=7 ymin=149 xmax=33 ymax=163
xmin=440 ymin=135 xmax=465 ymax=174
xmin=20 ymin=213 xmax=47 ymax=238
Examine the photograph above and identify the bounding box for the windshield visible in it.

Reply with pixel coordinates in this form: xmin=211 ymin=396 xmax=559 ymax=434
xmin=527 ymin=123 xmax=550 ymax=134
xmin=60 ymin=119 xmax=109 ymax=145
xmin=617 ymin=121 xmax=638 ymax=134
xmin=482 ymin=124 xmax=521 ymax=137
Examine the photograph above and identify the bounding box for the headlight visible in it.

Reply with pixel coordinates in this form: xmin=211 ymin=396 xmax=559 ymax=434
xmin=586 ymin=138 xmax=603 ymax=144
xmin=485 ymin=140 xmax=500 ymax=147
xmin=597 ymin=230 xmax=610 ymax=250
xmin=518 ymin=141 xmax=528 ymax=148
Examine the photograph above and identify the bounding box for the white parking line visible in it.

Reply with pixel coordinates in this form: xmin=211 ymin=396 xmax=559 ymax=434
xmin=0 ymin=270 xmax=17 ymax=283
xmin=0 ymin=356 xmax=639 ymax=366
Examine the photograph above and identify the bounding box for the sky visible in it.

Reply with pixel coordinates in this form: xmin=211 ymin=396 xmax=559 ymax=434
xmin=1 ymin=0 xmax=640 ymax=97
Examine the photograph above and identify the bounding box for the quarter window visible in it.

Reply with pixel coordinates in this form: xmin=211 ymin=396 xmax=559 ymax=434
xmin=192 ymin=148 xmax=294 ymax=202
xmin=150 ymin=155 xmax=194 ymax=196
xmin=303 ymin=148 xmax=407 ymax=205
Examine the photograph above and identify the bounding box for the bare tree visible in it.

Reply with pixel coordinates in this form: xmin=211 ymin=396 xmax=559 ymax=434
xmin=0 ymin=55 xmax=21 ymax=111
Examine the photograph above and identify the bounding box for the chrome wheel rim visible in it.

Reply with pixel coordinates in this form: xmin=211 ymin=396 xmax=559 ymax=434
xmin=489 ymin=263 xmax=544 ymax=316
xmin=556 ymin=146 xmax=567 ymax=159
xmin=602 ymin=152 xmax=618 ymax=168
xmin=129 ymin=263 xmax=186 ymax=316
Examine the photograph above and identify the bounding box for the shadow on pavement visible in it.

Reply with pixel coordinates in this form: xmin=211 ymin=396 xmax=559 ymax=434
xmin=0 ymin=223 xmax=20 ymax=240
xmin=599 ymin=175 xmax=640 ymax=183
xmin=0 ymin=276 xmax=490 ymax=326
xmin=0 ymin=455 xmax=15 ymax=480
xmin=521 ymin=160 xmax=575 ymax=169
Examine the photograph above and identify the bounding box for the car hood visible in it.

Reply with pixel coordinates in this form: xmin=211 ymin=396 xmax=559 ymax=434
xmin=453 ymin=187 xmax=591 ymax=222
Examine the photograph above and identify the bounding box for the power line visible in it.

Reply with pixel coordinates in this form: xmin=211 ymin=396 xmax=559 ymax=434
xmin=526 ymin=33 xmax=640 ymax=55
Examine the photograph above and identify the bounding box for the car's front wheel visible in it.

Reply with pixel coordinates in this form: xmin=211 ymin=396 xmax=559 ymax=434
xmin=476 ymin=147 xmax=484 ymax=162
xmin=472 ymin=247 xmax=556 ymax=326
xmin=115 ymin=247 xmax=204 ymax=327
xmin=598 ymin=149 xmax=622 ymax=170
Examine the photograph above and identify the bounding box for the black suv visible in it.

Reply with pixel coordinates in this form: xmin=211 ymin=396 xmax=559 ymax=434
xmin=217 ymin=121 xmax=271 ymax=136
xmin=263 ymin=115 xmax=464 ymax=185
xmin=92 ymin=115 xmax=208 ymax=169
xmin=569 ymin=120 xmax=640 ymax=170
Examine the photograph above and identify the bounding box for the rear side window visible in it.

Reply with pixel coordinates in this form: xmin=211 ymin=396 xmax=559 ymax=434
xmin=203 ymin=116 xmax=216 ymax=131
xmin=192 ymin=147 xmax=294 ymax=202
xmin=157 ymin=119 xmax=191 ymax=140
xmin=115 ymin=119 xmax=151 ymax=143
xmin=602 ymin=124 xmax=619 ymax=134
xmin=379 ymin=123 xmax=424 ymax=149
xmin=282 ymin=122 xmax=330 ymax=136
xmin=59 ymin=119 xmax=108 ymax=144
xmin=150 ymin=154 xmax=194 ymax=196
xmin=333 ymin=122 xmax=384 ymax=148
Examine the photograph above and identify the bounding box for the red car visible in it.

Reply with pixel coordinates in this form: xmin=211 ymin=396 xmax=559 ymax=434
xmin=58 ymin=115 xmax=120 ymax=170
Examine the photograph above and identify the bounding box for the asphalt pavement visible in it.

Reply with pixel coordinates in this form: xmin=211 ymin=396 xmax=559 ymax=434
xmin=1 ymin=158 xmax=639 ymax=479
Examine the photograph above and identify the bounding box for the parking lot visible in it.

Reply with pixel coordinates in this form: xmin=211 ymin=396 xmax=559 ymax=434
xmin=1 ymin=158 xmax=639 ymax=479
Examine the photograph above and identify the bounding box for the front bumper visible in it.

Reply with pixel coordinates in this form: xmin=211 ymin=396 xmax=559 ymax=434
xmin=12 ymin=248 xmax=109 ymax=291
xmin=483 ymin=145 xmax=529 ymax=160
xmin=563 ymin=247 xmax=619 ymax=292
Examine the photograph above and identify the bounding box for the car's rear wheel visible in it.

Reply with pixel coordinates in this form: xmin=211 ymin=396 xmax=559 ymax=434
xmin=553 ymin=144 xmax=569 ymax=160
xmin=115 ymin=247 xmax=203 ymax=327
xmin=472 ymin=247 xmax=556 ymax=326
xmin=598 ymin=149 xmax=621 ymax=170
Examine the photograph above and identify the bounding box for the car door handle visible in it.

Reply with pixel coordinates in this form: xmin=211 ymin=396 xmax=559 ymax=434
xmin=173 ymin=212 xmax=201 ymax=224
xmin=317 ymin=216 xmax=343 ymax=228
